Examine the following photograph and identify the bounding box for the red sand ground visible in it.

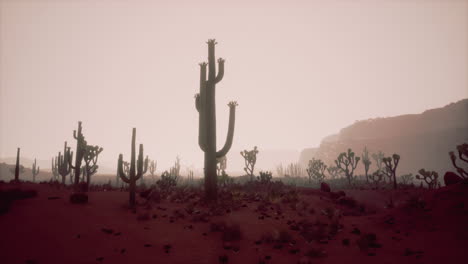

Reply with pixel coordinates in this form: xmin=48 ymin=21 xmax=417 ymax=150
xmin=1 ymin=182 xmax=467 ymax=264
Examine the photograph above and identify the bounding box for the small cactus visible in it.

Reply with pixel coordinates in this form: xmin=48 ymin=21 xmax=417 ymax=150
xmin=118 ymin=128 xmax=148 ymax=208
xmin=68 ymin=121 xmax=88 ymax=190
xmin=258 ymin=171 xmax=273 ymax=184
xmin=57 ymin=142 xmax=73 ymax=185
xmin=51 ymin=156 xmax=60 ymax=181
xmin=382 ymin=154 xmax=400 ymax=190
xmin=82 ymin=145 xmax=103 ymax=188
xmin=31 ymin=158 xmax=40 ymax=182
xmin=241 ymin=146 xmax=259 ymax=181
xmin=361 ymin=147 xmax=372 ymax=183
xmin=416 ymin=169 xmax=439 ymax=189
xmin=149 ymin=160 xmax=157 ymax=177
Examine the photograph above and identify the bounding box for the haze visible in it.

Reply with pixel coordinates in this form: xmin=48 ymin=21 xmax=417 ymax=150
xmin=1 ymin=0 xmax=467 ymax=173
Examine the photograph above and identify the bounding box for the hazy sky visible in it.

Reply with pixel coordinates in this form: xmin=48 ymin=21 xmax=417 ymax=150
xmin=1 ymin=0 xmax=467 ymax=172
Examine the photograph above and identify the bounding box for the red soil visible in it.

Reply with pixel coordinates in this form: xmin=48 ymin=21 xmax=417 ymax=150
xmin=1 ymin=182 xmax=467 ymax=264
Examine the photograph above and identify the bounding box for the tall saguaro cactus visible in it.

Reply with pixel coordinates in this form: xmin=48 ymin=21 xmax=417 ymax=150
xmin=68 ymin=122 xmax=87 ymax=189
xmin=195 ymin=39 xmax=238 ymax=200
xmin=118 ymin=128 xmax=148 ymax=208
xmin=32 ymin=158 xmax=40 ymax=182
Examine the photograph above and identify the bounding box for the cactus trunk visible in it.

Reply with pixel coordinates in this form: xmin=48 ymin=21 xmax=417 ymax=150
xmin=195 ymin=40 xmax=237 ymax=201
xmin=14 ymin=148 xmax=20 ymax=182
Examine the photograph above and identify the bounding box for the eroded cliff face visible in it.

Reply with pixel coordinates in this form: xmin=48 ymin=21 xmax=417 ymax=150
xmin=300 ymin=99 xmax=468 ymax=175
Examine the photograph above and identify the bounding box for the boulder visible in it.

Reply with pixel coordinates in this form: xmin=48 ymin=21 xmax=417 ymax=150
xmin=444 ymin=171 xmax=462 ymax=186
xmin=320 ymin=182 xmax=331 ymax=192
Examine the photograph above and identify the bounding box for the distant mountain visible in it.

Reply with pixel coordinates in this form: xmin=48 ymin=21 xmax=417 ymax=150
xmin=299 ymin=99 xmax=468 ymax=176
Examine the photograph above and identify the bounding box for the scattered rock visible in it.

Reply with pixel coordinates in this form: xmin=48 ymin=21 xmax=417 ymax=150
xmin=101 ymin=228 xmax=114 ymax=234
xmin=69 ymin=193 xmax=88 ymax=204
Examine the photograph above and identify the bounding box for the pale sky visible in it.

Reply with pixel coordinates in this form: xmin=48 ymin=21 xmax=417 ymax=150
xmin=1 ymin=0 xmax=467 ymax=172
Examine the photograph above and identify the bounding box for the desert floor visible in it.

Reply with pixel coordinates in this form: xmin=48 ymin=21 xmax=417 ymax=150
xmin=1 ymin=182 xmax=467 ymax=264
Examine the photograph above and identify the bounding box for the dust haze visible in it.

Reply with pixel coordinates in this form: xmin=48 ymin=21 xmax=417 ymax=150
xmin=1 ymin=0 xmax=467 ymax=173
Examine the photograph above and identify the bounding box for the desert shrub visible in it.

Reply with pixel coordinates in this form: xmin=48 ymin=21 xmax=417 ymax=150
xmin=415 ymin=169 xmax=439 ymax=189
xmin=400 ymin=173 xmax=414 ymax=185
xmin=157 ymin=171 xmax=177 ymax=190
xmin=257 ymin=171 xmax=273 ymax=184
xmin=218 ymin=171 xmax=234 ymax=187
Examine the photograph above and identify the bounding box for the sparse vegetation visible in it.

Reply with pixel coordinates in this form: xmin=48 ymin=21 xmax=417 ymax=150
xmin=306 ymin=158 xmax=327 ymax=184
xmin=416 ymin=169 xmax=439 ymax=189
xmin=241 ymin=146 xmax=258 ymax=181
xmin=335 ymin=149 xmax=360 ymax=186
xmin=382 ymin=154 xmax=400 ymax=189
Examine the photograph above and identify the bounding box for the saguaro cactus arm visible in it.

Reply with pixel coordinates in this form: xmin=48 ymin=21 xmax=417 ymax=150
xmin=135 ymin=148 xmax=148 ymax=181
xmin=214 ymin=58 xmax=225 ymax=83
xmin=216 ymin=101 xmax=238 ymax=158
xmin=118 ymin=154 xmax=130 ymax=184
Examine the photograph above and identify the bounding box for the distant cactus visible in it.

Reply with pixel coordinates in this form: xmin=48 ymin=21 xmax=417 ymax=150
xmin=400 ymin=173 xmax=414 ymax=185
xmin=361 ymin=147 xmax=372 ymax=183
xmin=449 ymin=143 xmax=468 ymax=179
xmin=83 ymin=145 xmax=103 ymax=188
xmin=241 ymin=146 xmax=258 ymax=181
xmin=285 ymin=162 xmax=305 ymax=177
xmin=218 ymin=170 xmax=233 ymax=187
xmin=149 ymin=160 xmax=157 ymax=177
xmin=51 ymin=156 xmax=59 ymax=181
xmin=188 ymin=170 xmax=194 ymax=183
xmin=416 ymin=169 xmax=439 ymax=189
xmin=276 ymin=164 xmax=285 ymax=177
xmin=335 ymin=149 xmax=360 ymax=185
xmin=157 ymin=170 xmax=178 ymax=190
xmin=216 ymin=155 xmax=227 ymax=177
xmin=195 ymin=39 xmax=238 ymax=200
xmin=11 ymin=148 xmax=24 ymax=182
xmin=382 ymin=154 xmax=400 ymax=189
xmin=326 ymin=166 xmax=341 ymax=179
xmin=68 ymin=122 xmax=87 ymax=190
xmin=31 ymin=158 xmax=40 ymax=182
xmin=306 ymin=158 xmax=327 ymax=184
xmin=258 ymin=171 xmax=273 ymax=184
xmin=371 ymin=151 xmax=385 ymax=172
xmin=369 ymin=170 xmax=384 ymax=187
xmin=118 ymin=128 xmax=148 ymax=208
xmin=169 ymin=156 xmax=181 ymax=179
xmin=57 ymin=142 xmax=73 ymax=185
